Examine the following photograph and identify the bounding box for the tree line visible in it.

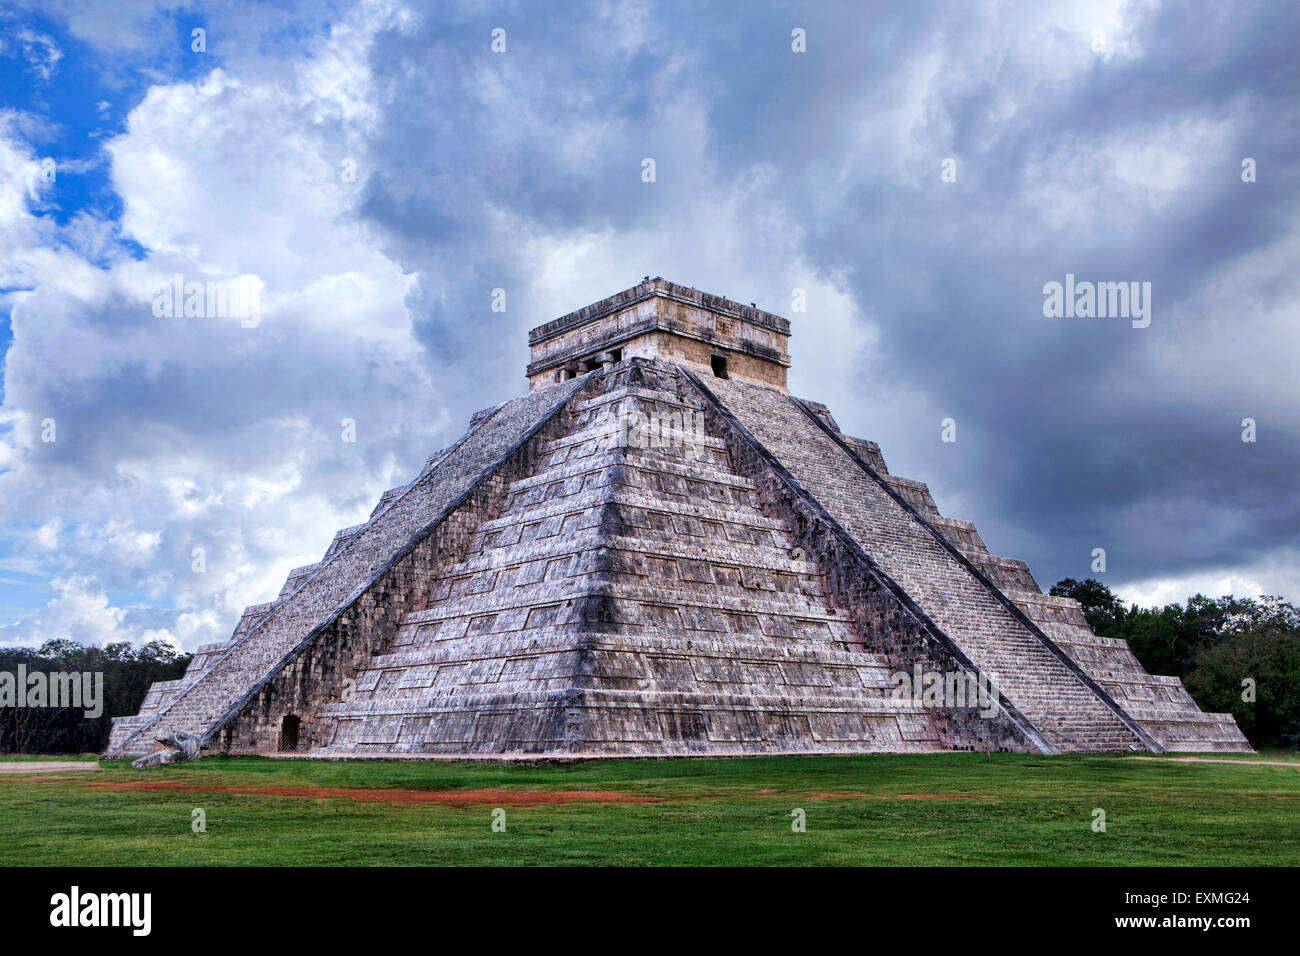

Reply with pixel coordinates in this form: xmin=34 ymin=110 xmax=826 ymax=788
xmin=0 ymin=640 xmax=190 ymax=754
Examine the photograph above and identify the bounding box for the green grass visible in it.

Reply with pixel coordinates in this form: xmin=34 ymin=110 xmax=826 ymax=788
xmin=0 ymin=752 xmax=1296 ymax=865
xmin=1162 ymin=746 xmax=1300 ymax=762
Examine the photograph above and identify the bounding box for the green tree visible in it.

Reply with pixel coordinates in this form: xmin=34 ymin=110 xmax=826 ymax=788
xmin=0 ymin=641 xmax=191 ymax=754
xmin=1048 ymin=577 xmax=1127 ymax=633
xmin=1185 ymin=626 xmax=1300 ymax=747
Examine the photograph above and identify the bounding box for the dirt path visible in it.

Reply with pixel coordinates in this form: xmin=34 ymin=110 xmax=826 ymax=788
xmin=0 ymin=761 xmax=99 ymax=775
xmin=85 ymin=780 xmax=665 ymax=806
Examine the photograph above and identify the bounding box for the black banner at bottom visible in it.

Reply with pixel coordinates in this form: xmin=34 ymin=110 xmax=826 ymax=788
xmin=2 ymin=866 xmax=1279 ymax=943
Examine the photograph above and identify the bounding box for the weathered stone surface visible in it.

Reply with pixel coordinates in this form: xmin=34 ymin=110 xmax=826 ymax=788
xmin=130 ymin=731 xmax=200 ymax=768
xmin=106 ymin=279 xmax=1250 ymax=759
xmin=106 ymin=377 xmax=590 ymax=756
xmin=311 ymin=364 xmax=974 ymax=755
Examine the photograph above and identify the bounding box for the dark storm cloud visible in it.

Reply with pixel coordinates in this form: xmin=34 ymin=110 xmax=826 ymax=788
xmin=7 ymin=0 xmax=1292 ymax=648
xmin=358 ymin=0 xmax=1299 ymax=597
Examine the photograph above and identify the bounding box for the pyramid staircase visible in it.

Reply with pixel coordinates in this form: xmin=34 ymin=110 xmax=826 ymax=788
xmin=701 ymin=376 xmax=1153 ymax=753
xmin=697 ymin=376 xmax=1246 ymax=753
xmin=876 ymin=489 xmax=1245 ymax=748
xmin=314 ymin=366 xmax=942 ymax=755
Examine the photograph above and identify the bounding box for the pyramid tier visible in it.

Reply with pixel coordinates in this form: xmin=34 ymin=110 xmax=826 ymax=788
xmin=314 ymin=378 xmax=942 ymax=755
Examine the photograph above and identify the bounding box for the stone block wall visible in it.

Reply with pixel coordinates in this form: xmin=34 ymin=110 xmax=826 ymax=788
xmin=216 ymin=381 xmax=594 ymax=754
xmin=686 ymin=370 xmax=1042 ymax=753
xmin=310 ymin=361 xmax=942 ymax=756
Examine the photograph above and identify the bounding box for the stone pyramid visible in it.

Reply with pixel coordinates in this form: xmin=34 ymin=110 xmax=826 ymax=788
xmin=106 ymin=278 xmax=1250 ymax=760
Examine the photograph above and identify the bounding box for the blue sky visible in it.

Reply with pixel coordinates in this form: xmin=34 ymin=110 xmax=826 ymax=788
xmin=0 ymin=0 xmax=1296 ymax=650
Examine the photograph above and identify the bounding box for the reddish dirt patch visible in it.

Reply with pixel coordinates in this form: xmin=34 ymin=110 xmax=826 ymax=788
xmin=85 ymin=780 xmax=663 ymax=806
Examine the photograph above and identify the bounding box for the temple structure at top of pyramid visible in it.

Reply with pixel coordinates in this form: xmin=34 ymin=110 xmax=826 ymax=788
xmin=106 ymin=278 xmax=1250 ymax=761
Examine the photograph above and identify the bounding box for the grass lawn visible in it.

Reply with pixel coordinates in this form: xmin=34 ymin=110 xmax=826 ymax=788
xmin=0 ymin=752 xmax=1296 ymax=866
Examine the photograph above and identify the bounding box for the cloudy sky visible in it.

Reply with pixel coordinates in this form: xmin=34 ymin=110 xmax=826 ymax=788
xmin=0 ymin=0 xmax=1296 ymax=650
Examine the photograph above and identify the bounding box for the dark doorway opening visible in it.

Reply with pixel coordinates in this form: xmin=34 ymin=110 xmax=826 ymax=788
xmin=710 ymin=354 xmax=729 ymax=379
xmin=278 ymin=715 xmax=300 ymax=753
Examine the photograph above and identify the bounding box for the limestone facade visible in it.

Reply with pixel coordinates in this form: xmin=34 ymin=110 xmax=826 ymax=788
xmin=106 ymin=280 xmax=1250 ymax=759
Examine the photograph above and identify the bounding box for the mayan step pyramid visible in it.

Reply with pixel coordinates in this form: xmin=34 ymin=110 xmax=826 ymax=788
xmin=106 ymin=278 xmax=1250 ymax=760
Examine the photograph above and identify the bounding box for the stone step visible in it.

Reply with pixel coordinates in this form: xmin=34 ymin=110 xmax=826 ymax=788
xmin=443 ymin=531 xmax=823 ymax=581
xmin=401 ymin=582 xmax=854 ymax=628
xmin=479 ymin=486 xmax=786 ymax=533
